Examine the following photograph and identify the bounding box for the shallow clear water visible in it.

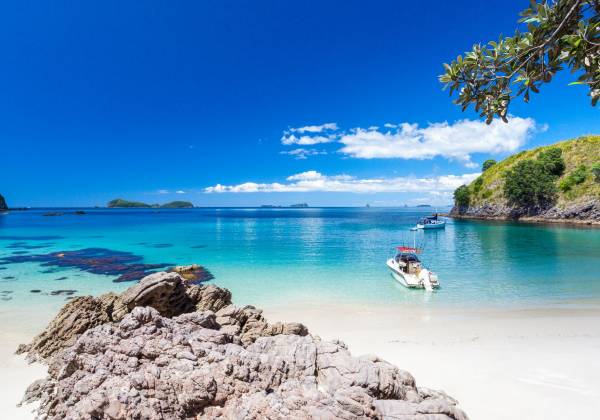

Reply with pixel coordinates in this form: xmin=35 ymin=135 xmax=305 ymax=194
xmin=1 ymin=208 xmax=599 ymax=316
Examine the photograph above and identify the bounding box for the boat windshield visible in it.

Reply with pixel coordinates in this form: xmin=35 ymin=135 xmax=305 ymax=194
xmin=396 ymin=252 xmax=420 ymax=263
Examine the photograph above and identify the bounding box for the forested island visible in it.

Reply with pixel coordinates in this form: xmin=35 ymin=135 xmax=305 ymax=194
xmin=107 ymin=199 xmax=194 ymax=209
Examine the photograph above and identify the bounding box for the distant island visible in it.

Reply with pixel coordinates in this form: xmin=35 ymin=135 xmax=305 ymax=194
xmin=416 ymin=204 xmax=431 ymax=208
xmin=289 ymin=203 xmax=309 ymax=208
xmin=0 ymin=193 xmax=7 ymax=211
xmin=450 ymin=136 xmax=600 ymax=225
xmin=107 ymin=198 xmax=194 ymax=209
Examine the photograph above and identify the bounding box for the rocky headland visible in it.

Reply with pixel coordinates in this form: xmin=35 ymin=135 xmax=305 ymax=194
xmin=450 ymin=136 xmax=600 ymax=226
xmin=17 ymin=271 xmax=468 ymax=419
xmin=450 ymin=198 xmax=600 ymax=226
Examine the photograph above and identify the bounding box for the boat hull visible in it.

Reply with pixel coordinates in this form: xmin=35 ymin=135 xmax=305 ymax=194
xmin=416 ymin=221 xmax=445 ymax=230
xmin=386 ymin=258 xmax=439 ymax=290
xmin=386 ymin=259 xmax=423 ymax=288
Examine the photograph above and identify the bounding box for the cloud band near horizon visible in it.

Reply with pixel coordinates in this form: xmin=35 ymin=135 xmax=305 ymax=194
xmin=204 ymin=170 xmax=480 ymax=194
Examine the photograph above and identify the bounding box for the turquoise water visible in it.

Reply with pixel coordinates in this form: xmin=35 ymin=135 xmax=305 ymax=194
xmin=1 ymin=208 xmax=600 ymax=316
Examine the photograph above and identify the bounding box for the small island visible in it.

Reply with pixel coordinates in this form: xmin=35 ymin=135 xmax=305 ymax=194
xmin=159 ymin=201 xmax=195 ymax=209
xmin=289 ymin=203 xmax=309 ymax=208
xmin=107 ymin=199 xmax=194 ymax=209
xmin=0 ymin=193 xmax=7 ymax=211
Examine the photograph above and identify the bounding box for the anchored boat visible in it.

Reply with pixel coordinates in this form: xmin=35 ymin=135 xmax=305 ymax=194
xmin=386 ymin=246 xmax=439 ymax=291
xmin=415 ymin=213 xmax=445 ymax=230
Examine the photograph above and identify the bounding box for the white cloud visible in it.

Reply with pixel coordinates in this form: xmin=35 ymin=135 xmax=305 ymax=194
xmin=280 ymin=148 xmax=327 ymax=159
xmin=279 ymin=117 xmax=540 ymax=165
xmin=204 ymin=171 xmax=479 ymax=194
xmin=289 ymin=123 xmax=338 ymax=134
xmin=281 ymin=122 xmax=339 ymax=146
xmin=157 ymin=189 xmax=169 ymax=194
xmin=281 ymin=133 xmax=337 ymax=146
xmin=176 ymin=190 xmax=186 ymax=194
xmin=338 ymin=117 xmax=537 ymax=166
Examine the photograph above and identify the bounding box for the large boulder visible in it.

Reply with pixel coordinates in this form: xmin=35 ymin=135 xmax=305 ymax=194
xmin=18 ymin=271 xmax=468 ymax=419
xmin=22 ymin=306 xmax=468 ymax=420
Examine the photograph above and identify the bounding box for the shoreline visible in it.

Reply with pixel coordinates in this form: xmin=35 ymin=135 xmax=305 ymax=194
xmin=446 ymin=213 xmax=600 ymax=227
xmin=2 ymin=298 xmax=599 ymax=420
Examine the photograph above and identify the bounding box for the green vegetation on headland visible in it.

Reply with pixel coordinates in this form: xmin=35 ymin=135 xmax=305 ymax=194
xmin=452 ymin=136 xmax=600 ymax=223
xmin=107 ymin=199 xmax=194 ymax=208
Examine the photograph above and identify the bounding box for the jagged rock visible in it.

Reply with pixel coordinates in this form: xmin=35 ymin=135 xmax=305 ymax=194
xmin=16 ymin=294 xmax=120 ymax=361
xmin=23 ymin=306 xmax=467 ymax=420
xmin=215 ymin=304 xmax=308 ymax=346
xmin=186 ymin=283 xmax=232 ymax=312
xmin=120 ymin=271 xmax=195 ymax=316
xmin=0 ymin=193 xmax=7 ymax=210
xmin=450 ymin=198 xmax=600 ymax=224
xmin=19 ymin=271 xmax=468 ymax=419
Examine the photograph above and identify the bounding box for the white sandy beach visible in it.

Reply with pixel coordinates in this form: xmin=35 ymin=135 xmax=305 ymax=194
xmin=2 ymin=301 xmax=599 ymax=420
xmin=265 ymin=302 xmax=600 ymax=420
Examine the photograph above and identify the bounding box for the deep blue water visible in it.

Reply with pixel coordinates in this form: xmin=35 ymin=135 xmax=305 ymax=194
xmin=1 ymin=207 xmax=599 ymax=313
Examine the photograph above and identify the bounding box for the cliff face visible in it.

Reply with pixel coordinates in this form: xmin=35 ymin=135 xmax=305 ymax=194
xmin=450 ymin=136 xmax=600 ymax=224
xmin=0 ymin=194 xmax=7 ymax=210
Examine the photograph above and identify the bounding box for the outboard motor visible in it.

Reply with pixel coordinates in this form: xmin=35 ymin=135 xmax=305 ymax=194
xmin=418 ymin=269 xmax=433 ymax=292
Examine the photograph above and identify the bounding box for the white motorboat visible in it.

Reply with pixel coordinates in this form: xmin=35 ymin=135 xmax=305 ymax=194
xmin=386 ymin=246 xmax=439 ymax=291
xmin=415 ymin=214 xmax=445 ymax=230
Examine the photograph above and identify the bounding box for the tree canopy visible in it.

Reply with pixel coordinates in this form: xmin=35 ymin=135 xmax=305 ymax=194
xmin=503 ymin=148 xmax=565 ymax=211
xmin=440 ymin=0 xmax=600 ymax=123
xmin=453 ymin=185 xmax=471 ymax=207
xmin=482 ymin=159 xmax=497 ymax=171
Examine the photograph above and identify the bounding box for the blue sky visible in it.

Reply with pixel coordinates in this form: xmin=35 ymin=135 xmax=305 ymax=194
xmin=1 ymin=0 xmax=598 ymax=207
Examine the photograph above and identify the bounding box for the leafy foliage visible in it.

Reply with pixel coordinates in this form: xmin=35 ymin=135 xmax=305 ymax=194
xmin=559 ymin=164 xmax=588 ymax=190
xmin=472 ymin=176 xmax=484 ymax=193
xmin=482 ymin=159 xmax=497 ymax=171
xmin=537 ymin=147 xmax=566 ymax=176
xmin=440 ymin=0 xmax=600 ymax=123
xmin=453 ymin=185 xmax=471 ymax=207
xmin=592 ymin=162 xmax=600 ymax=181
xmin=504 ymin=160 xmax=557 ymax=210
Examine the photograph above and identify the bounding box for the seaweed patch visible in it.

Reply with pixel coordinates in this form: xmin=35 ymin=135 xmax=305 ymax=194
xmin=1 ymin=248 xmax=173 ymax=283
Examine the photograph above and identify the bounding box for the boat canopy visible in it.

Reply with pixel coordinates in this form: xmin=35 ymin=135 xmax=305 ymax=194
xmin=396 ymin=246 xmax=421 ymax=253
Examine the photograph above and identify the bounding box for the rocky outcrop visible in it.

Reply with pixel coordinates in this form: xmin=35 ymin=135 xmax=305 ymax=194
xmin=19 ymin=272 xmax=468 ymax=419
xmin=450 ymin=198 xmax=600 ymax=225
xmin=0 ymin=193 xmax=7 ymax=210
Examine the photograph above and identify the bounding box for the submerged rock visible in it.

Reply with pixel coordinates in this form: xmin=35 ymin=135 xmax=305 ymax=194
xmin=19 ymin=272 xmax=468 ymax=420
xmin=168 ymin=264 xmax=214 ymax=284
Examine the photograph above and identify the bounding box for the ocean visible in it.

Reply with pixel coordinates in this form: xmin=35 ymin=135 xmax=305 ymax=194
xmin=1 ymin=207 xmax=599 ymax=320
